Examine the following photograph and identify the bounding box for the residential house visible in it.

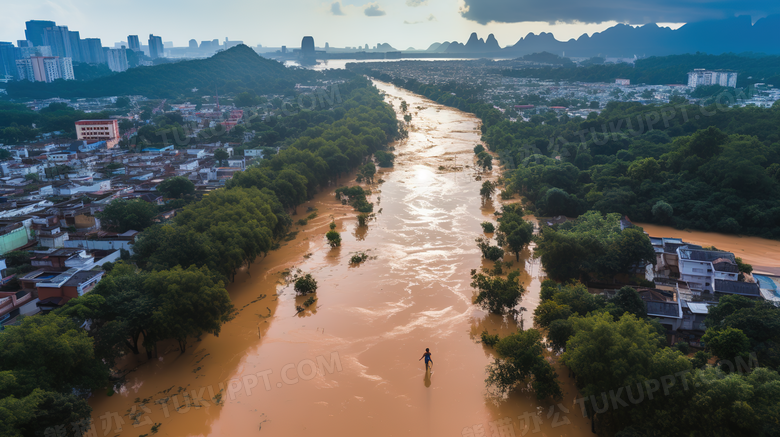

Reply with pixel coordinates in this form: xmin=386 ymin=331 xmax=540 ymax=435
xmin=677 ymin=247 xmax=740 ymax=292
xmin=0 ymin=223 xmax=30 ymax=255
xmin=37 ymin=224 xmax=69 ymax=248
xmin=35 ymin=268 xmax=105 ymax=306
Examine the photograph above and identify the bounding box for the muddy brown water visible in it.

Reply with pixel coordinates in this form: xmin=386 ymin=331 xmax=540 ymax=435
xmin=636 ymin=223 xmax=780 ymax=273
xmin=88 ymin=82 xmax=595 ymax=437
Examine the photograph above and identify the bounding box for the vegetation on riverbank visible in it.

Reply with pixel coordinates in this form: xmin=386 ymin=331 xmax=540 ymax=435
xmin=0 ymin=75 xmax=398 ymax=436
xmin=366 ymin=73 xmax=780 ymax=436
xmin=359 ymin=70 xmax=780 ymax=239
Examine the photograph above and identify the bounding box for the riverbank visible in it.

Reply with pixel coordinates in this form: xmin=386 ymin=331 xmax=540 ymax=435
xmin=87 ymin=80 xmax=591 ymax=437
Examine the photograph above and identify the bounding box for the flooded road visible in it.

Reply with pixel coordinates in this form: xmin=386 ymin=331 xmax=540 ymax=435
xmin=88 ymin=82 xmax=591 ymax=437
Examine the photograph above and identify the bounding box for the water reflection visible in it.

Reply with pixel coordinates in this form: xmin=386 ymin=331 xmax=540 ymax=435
xmin=88 ymin=81 xmax=592 ymax=437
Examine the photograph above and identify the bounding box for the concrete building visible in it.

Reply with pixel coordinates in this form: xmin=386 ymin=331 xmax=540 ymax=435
xmin=75 ymin=119 xmax=119 ymax=145
xmin=25 ymin=20 xmax=56 ymax=47
xmin=127 ymin=35 xmax=141 ymax=52
xmin=0 ymin=42 xmax=17 ymax=79
xmin=148 ymin=34 xmax=164 ymax=59
xmin=687 ymin=69 xmax=738 ymax=88
xmin=677 ymin=247 xmax=739 ymax=292
xmin=43 ymin=25 xmax=72 ymax=59
xmin=106 ymin=48 xmax=128 ymax=72
xmin=16 ymin=56 xmax=74 ymax=82
xmin=34 ymin=268 xmax=105 ymax=306
xmin=37 ymin=224 xmax=69 ymax=248
xmin=0 ymin=224 xmax=29 ymax=255
xmin=68 ymin=30 xmax=83 ymax=63
xmin=79 ymin=38 xmax=105 ymax=64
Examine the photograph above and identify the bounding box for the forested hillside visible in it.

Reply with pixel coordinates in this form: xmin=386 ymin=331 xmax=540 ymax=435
xmin=6 ymin=45 xmax=306 ymax=99
xmin=0 ymin=101 xmax=109 ymax=143
xmin=487 ymin=101 xmax=780 ymax=237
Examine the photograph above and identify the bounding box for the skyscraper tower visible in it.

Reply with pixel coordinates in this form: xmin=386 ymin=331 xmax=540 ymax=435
xmin=127 ymin=35 xmax=141 ymax=52
xmin=43 ymin=25 xmax=72 ymax=58
xmin=301 ymin=36 xmax=315 ymax=57
xmin=68 ymin=30 xmax=83 ymax=63
xmin=148 ymin=34 xmax=163 ymax=59
xmin=25 ymin=20 xmax=56 ymax=47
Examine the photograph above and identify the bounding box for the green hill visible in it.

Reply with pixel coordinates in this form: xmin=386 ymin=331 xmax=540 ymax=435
xmin=7 ymin=45 xmax=307 ymax=99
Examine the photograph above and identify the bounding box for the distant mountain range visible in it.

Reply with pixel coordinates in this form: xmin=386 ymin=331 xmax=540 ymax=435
xmin=429 ymin=15 xmax=780 ymax=58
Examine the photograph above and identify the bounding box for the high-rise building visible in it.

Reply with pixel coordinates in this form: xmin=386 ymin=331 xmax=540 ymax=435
xmin=148 ymin=34 xmax=164 ymax=59
xmin=0 ymin=42 xmax=17 ymax=78
xmin=106 ymin=48 xmax=128 ymax=72
xmin=17 ymin=40 xmax=33 ymax=48
xmin=80 ymin=38 xmax=105 ymax=64
xmin=43 ymin=25 xmax=72 ymax=58
xmin=16 ymin=58 xmax=34 ymax=81
xmin=58 ymin=57 xmax=74 ymax=80
xmin=68 ymin=30 xmax=83 ymax=63
xmin=188 ymin=39 xmax=198 ymax=49
xmin=25 ymin=20 xmax=56 ymax=47
xmin=687 ymin=69 xmax=738 ymax=88
xmin=127 ymin=35 xmax=141 ymax=52
xmin=301 ymin=36 xmax=315 ymax=57
xmin=16 ymin=56 xmax=74 ymax=82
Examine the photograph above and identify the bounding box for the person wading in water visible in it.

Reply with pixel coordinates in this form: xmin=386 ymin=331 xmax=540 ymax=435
xmin=419 ymin=348 xmax=433 ymax=372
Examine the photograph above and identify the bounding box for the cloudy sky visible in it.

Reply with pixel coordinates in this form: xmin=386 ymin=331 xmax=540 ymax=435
xmin=1 ymin=0 xmax=774 ymax=50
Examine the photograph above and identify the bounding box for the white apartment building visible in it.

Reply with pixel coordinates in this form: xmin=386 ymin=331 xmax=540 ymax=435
xmin=687 ymin=69 xmax=738 ymax=88
xmin=106 ymin=48 xmax=128 ymax=72
xmin=16 ymin=56 xmax=74 ymax=82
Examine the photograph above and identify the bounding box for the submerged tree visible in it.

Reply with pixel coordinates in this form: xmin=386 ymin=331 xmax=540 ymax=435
xmin=480 ymin=181 xmax=496 ymax=200
xmin=485 ymin=329 xmax=562 ymax=400
xmin=294 ymin=274 xmax=318 ymax=295
xmin=471 ymin=269 xmax=524 ymax=315
xmin=326 ymin=230 xmax=342 ymax=248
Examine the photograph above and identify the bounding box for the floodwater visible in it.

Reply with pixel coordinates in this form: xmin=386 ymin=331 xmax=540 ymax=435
xmin=87 ymin=82 xmax=592 ymax=437
xmin=637 ymin=223 xmax=780 ymax=273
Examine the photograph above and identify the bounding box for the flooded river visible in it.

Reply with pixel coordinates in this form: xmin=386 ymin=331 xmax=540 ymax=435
xmin=88 ymin=82 xmax=592 ymax=437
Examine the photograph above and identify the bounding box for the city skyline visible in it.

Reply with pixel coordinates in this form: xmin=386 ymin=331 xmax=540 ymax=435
xmin=0 ymin=0 xmax=698 ymax=50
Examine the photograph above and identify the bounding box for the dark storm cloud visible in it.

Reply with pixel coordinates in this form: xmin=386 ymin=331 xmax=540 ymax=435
xmin=459 ymin=0 xmax=780 ymax=24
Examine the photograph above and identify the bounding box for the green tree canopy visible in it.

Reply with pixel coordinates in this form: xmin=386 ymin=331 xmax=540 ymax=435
xmin=486 ymin=329 xmax=562 ymax=400
xmin=98 ymin=198 xmax=158 ymax=232
xmin=157 ymin=176 xmax=195 ymax=198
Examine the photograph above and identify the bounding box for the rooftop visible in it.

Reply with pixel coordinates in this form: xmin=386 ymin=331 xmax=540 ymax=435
xmin=678 ymin=248 xmax=736 ymax=263
xmin=713 ymin=279 xmax=760 ymax=297
xmin=646 ymin=300 xmax=682 ymax=318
